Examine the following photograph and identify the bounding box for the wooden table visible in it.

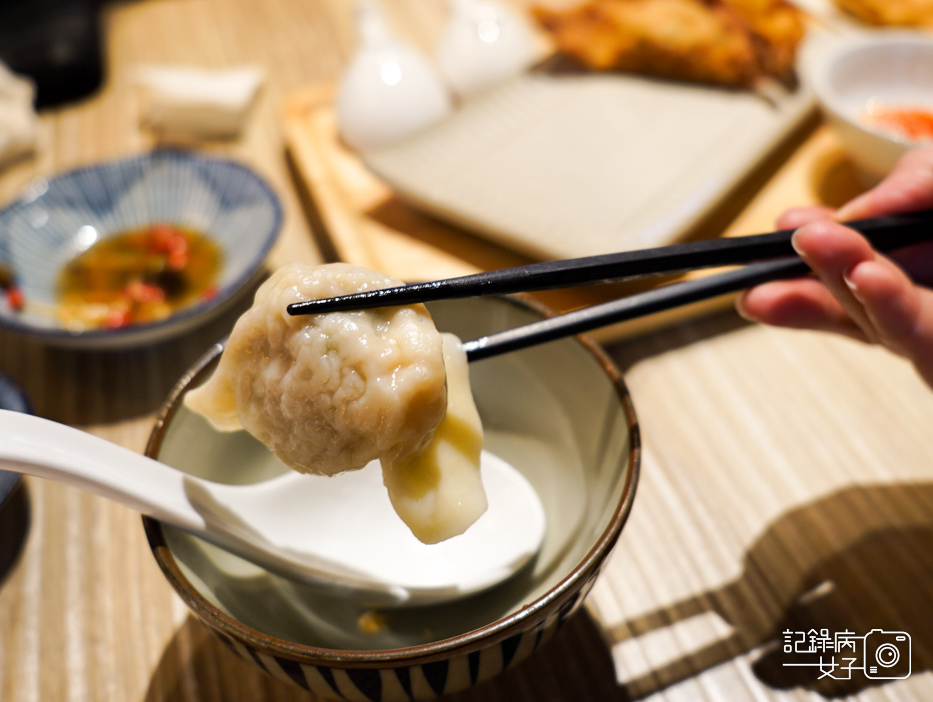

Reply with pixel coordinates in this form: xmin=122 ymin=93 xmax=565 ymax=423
xmin=1 ymin=1 xmax=932 ymax=700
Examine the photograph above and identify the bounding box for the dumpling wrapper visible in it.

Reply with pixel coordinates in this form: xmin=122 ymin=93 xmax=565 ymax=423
xmin=382 ymin=333 xmax=487 ymax=544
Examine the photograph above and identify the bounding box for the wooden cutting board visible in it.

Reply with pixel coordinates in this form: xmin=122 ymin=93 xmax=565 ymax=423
xmin=280 ymin=84 xmax=867 ymax=343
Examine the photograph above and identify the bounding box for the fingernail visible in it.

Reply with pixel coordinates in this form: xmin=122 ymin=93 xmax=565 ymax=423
xmin=843 ymin=267 xmax=863 ymax=302
xmin=790 ymin=229 xmax=807 ymax=258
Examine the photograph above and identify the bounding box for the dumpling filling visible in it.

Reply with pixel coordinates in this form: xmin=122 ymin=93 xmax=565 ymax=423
xmin=186 ymin=262 xmax=487 ymax=542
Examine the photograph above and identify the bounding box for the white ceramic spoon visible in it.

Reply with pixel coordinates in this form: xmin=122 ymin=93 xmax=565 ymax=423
xmin=0 ymin=409 xmax=546 ymax=607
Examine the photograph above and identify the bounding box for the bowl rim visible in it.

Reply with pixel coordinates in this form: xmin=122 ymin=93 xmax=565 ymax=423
xmin=142 ymin=294 xmax=640 ymax=666
xmin=0 ymin=148 xmax=283 ymax=348
xmin=810 ymin=31 xmax=933 ymax=120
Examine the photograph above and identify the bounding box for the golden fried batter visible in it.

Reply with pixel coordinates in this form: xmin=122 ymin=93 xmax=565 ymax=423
xmin=831 ymin=0 xmax=933 ymax=27
xmin=724 ymin=0 xmax=807 ymax=81
xmin=533 ymin=0 xmax=806 ymax=88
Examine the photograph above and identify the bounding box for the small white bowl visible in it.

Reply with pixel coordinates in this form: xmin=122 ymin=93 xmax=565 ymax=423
xmin=808 ymin=31 xmax=933 ymax=183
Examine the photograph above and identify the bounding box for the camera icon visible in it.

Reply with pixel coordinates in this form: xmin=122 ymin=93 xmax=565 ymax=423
xmin=863 ymin=630 xmax=911 ymax=679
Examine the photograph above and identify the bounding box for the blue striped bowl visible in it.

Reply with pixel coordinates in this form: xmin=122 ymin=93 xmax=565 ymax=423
xmin=0 ymin=150 xmax=282 ymax=348
xmin=144 ymin=295 xmax=640 ymax=701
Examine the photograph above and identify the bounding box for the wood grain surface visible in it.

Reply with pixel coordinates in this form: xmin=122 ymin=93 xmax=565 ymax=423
xmin=0 ymin=1 xmax=930 ymax=701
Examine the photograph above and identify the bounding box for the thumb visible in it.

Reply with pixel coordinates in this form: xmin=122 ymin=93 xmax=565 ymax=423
xmin=836 ymin=148 xmax=933 ymax=220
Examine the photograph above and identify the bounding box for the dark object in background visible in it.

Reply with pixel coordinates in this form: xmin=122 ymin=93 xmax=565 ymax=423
xmin=0 ymin=0 xmax=105 ymax=109
xmin=0 ymin=374 xmax=32 ymax=586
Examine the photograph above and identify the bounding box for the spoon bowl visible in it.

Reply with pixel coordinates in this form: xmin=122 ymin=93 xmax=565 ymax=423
xmin=0 ymin=408 xmax=545 ymax=607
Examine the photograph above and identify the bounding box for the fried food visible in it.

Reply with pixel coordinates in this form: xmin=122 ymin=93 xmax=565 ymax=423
xmin=725 ymin=0 xmax=807 ymax=80
xmin=831 ymin=0 xmax=933 ymax=27
xmin=532 ymin=0 xmax=806 ymax=88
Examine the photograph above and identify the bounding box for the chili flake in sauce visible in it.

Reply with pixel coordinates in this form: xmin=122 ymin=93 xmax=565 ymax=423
xmin=865 ymin=105 xmax=933 ymax=142
xmin=56 ymin=222 xmax=222 ymax=330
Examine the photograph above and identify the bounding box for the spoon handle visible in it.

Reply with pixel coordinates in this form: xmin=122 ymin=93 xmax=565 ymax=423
xmin=0 ymin=409 xmax=208 ymax=531
xmin=0 ymin=409 xmax=371 ymax=591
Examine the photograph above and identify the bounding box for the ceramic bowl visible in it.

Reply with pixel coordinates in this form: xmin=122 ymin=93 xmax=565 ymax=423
xmin=0 ymin=149 xmax=282 ymax=349
xmin=808 ymin=31 xmax=933 ymax=183
xmin=143 ymin=295 xmax=639 ymax=701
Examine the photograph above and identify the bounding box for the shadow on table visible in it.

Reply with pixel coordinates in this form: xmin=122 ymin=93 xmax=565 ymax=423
xmin=604 ymin=481 xmax=933 ymax=699
xmin=144 ymin=608 xmax=632 ymax=702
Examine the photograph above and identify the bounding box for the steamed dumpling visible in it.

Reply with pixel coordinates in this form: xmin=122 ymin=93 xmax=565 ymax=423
xmin=185 ymin=262 xmax=488 ymax=543
xmin=186 ymin=262 xmax=448 ymax=476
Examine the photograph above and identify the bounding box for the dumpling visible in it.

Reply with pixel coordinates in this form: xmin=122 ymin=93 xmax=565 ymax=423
xmin=186 ymin=262 xmax=488 ymax=543
xmin=186 ymin=262 xmax=448 ymax=476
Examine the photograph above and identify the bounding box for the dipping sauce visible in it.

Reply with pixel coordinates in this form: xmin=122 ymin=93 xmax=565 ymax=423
xmin=864 ymin=104 xmax=933 ymax=142
xmin=56 ymin=222 xmax=222 ymax=330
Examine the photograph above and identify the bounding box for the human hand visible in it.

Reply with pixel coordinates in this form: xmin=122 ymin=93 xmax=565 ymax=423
xmin=737 ymin=148 xmax=933 ymax=388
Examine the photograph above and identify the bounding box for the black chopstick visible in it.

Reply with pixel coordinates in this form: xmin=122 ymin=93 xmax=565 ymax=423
xmin=463 ymin=209 xmax=933 ymax=361
xmin=461 ymin=256 xmax=807 ymax=361
xmin=286 ymin=210 xmax=933 ymax=316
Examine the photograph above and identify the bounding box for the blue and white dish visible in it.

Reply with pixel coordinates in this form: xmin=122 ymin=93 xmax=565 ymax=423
xmin=0 ymin=149 xmax=283 ymax=349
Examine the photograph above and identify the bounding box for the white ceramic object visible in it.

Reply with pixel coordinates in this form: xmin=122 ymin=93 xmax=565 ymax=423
xmin=336 ymin=0 xmax=452 ymax=150
xmin=135 ymin=64 xmax=265 ymax=139
xmin=808 ymin=31 xmax=933 ymax=184
xmin=0 ymin=61 xmax=37 ymax=169
xmin=361 ymin=70 xmax=815 ymax=260
xmin=435 ymin=0 xmax=538 ymax=99
xmin=0 ymin=408 xmax=545 ymax=607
